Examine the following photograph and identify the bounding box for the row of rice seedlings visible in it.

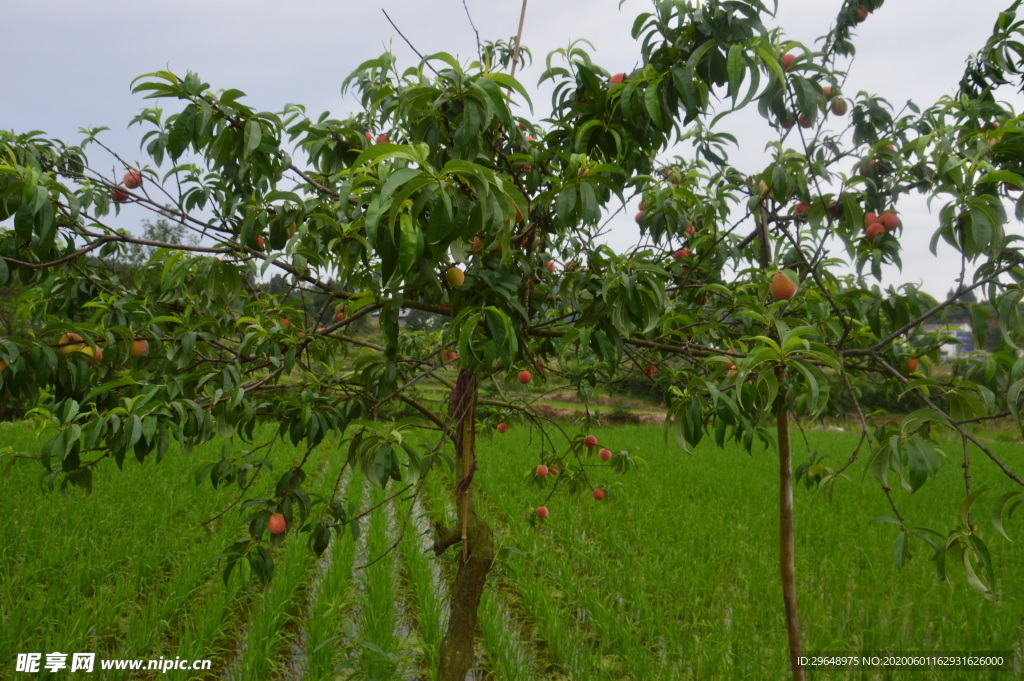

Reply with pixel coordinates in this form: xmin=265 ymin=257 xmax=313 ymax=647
xmin=314 ymin=472 xmax=375 ymax=680
xmin=549 ymin=513 xmax=675 ymax=680
xmin=300 ymin=470 xmax=367 ymax=680
xmin=474 ymin=499 xmax=613 ymax=678
xmin=229 ymin=532 xmax=313 ymax=680
xmin=228 ymin=439 xmax=347 ymax=680
xmin=480 ymin=425 xmax=1024 ymax=680
xmin=386 ymin=495 xmax=424 ymax=679
xmin=116 ymin=439 xmax=329 ymax=679
xmin=284 ymin=464 xmax=352 ymax=679
xmin=481 ymin=425 xmax=794 ymax=679
xmin=0 ymin=422 xmax=270 ymax=668
xmin=163 ymin=436 xmax=340 ymax=678
xmin=477 ymin=589 xmax=535 ymax=681
xmin=481 ymin=425 xmax=784 ymax=678
xmin=356 ymin=484 xmax=403 ymax=678
xmin=104 ymin=543 xmax=254 ymax=681
xmin=165 ymin=576 xmax=253 ymax=680
xmin=397 ymin=486 xmax=448 ymax=679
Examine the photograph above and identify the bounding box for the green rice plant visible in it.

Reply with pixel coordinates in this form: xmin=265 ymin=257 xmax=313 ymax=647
xmin=478 ymin=589 xmax=535 ymax=681
xmin=231 ymin=521 xmax=312 ymax=680
xmin=4 ymin=420 xmax=1021 ymax=680
xmin=473 ymin=424 xmax=1024 ymax=680
xmin=397 ymin=490 xmax=447 ymax=679
xmin=302 ymin=471 xmax=366 ymax=680
xmin=355 ymin=484 xmax=401 ymax=679
xmin=231 ymin=439 xmax=345 ymax=680
xmin=0 ymin=422 xmax=292 ymax=675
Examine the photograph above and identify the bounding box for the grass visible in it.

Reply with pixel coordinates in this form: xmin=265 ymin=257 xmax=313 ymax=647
xmin=1 ymin=420 xmax=1022 ymax=680
xmin=397 ymin=488 xmax=447 ymax=679
xmin=357 ymin=484 xmax=402 ymax=679
xmin=473 ymin=424 xmax=1024 ymax=680
xmin=0 ymin=422 xmax=264 ymax=679
xmin=301 ymin=470 xmax=365 ymax=680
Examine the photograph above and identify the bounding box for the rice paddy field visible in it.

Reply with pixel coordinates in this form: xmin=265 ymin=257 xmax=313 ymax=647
xmin=1 ymin=419 xmax=1022 ymax=680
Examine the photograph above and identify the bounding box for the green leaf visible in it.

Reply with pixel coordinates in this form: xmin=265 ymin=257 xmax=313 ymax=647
xmin=991 ymin=491 xmax=1022 ymax=541
xmin=962 ymin=542 xmax=996 ymax=600
xmin=643 ymin=79 xmax=664 ymax=129
xmin=243 ymin=120 xmax=262 ymax=159
xmin=379 ymin=168 xmax=426 ymax=208
xmin=1007 ymin=378 xmax=1024 ymax=423
xmin=727 ymin=43 xmax=744 ymax=102
xmin=484 ymin=73 xmax=533 ymax=110
xmin=960 ymin=487 xmax=990 ymax=527
xmin=396 ymin=212 xmax=422 ymax=278
xmin=82 ymin=376 xmax=141 ymax=404
xmin=311 ymin=525 xmax=331 ymax=556
xmin=351 ymin=143 xmax=427 ymax=170
xmin=555 ymin=188 xmax=577 ymax=226
xmin=904 ymin=437 xmax=941 ymax=492
xmin=126 ymin=414 xmax=144 ymax=450
xmin=894 ymin=531 xmax=909 ymax=568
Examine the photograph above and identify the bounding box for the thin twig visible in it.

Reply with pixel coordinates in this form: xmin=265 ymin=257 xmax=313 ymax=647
xmin=462 ymin=0 xmax=483 ymax=64
xmin=382 ymin=10 xmax=440 ymax=77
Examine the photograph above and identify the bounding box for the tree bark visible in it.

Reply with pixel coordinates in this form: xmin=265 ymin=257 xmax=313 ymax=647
xmin=777 ymin=393 xmax=805 ymax=681
xmin=434 ymin=369 xmax=495 ymax=681
xmin=435 ymin=508 xmax=494 ymax=681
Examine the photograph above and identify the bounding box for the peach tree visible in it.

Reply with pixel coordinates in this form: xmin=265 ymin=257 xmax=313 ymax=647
xmin=3 ymin=1 xmax=1024 ymax=679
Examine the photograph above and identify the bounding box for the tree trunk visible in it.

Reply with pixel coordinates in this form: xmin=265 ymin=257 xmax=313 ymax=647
xmin=776 ymin=394 xmax=805 ymax=681
xmin=754 ymin=204 xmax=805 ymax=681
xmin=435 ymin=508 xmax=494 ymax=681
xmin=433 ymin=368 xmax=495 ymax=681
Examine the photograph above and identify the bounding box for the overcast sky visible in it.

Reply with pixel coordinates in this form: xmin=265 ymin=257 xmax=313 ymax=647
xmin=2 ymin=0 xmax=1022 ymax=299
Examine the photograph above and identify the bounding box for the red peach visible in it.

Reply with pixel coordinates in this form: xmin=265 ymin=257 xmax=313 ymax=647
xmin=130 ymin=339 xmax=149 ymax=358
xmin=123 ymin=170 xmax=143 ymax=189
xmin=878 ymin=212 xmax=900 ymax=231
xmin=769 ymin=272 xmax=797 ymax=301
xmin=268 ymin=513 xmax=287 ymax=535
